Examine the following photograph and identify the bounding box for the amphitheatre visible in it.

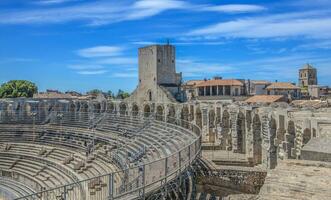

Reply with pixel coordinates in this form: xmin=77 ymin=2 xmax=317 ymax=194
xmin=1 ymin=44 xmax=331 ymax=200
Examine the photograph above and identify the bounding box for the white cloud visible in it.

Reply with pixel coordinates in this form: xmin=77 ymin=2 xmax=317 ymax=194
xmin=77 ymin=70 xmax=108 ymax=75
xmin=111 ymin=72 xmax=137 ymax=78
xmin=202 ymin=4 xmax=266 ymax=13
xmin=187 ymin=10 xmax=331 ymax=39
xmin=67 ymin=64 xmax=104 ymax=70
xmin=0 ymin=1 xmax=267 ymax=26
xmin=34 ymin=0 xmax=79 ymax=5
xmin=0 ymin=0 xmax=187 ymax=26
xmin=77 ymin=46 xmax=123 ymax=58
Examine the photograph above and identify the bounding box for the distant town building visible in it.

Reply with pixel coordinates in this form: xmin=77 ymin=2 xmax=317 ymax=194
xmin=247 ymin=80 xmax=271 ymax=95
xmin=127 ymin=44 xmax=183 ymax=104
xmin=298 ymin=64 xmax=317 ymax=87
xmin=266 ymin=82 xmax=301 ymax=100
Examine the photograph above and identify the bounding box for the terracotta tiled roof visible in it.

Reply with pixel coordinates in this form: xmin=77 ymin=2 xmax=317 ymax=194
xmin=266 ymin=82 xmax=300 ymax=90
xmin=33 ymin=92 xmax=76 ymax=99
xmin=195 ymin=79 xmax=243 ymax=87
xmin=183 ymin=80 xmax=204 ymax=86
xmin=245 ymin=95 xmax=285 ymax=103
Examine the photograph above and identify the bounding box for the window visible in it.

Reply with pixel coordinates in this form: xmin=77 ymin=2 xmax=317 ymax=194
xmin=148 ymin=91 xmax=152 ymax=101
xmin=158 ymin=59 xmax=161 ymax=63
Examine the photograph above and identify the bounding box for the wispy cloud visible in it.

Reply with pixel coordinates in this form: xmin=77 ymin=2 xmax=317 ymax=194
xmin=0 ymin=1 xmax=266 ymax=26
xmin=201 ymin=4 xmax=266 ymax=13
xmin=0 ymin=0 xmax=187 ymax=26
xmin=187 ymin=10 xmax=331 ymax=39
xmin=111 ymin=72 xmax=137 ymax=78
xmin=77 ymin=46 xmax=123 ymax=58
xmin=33 ymin=0 xmax=80 ymax=5
xmin=77 ymin=70 xmax=108 ymax=75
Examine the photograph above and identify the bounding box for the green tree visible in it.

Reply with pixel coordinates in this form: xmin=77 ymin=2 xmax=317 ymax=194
xmin=0 ymin=80 xmax=38 ymax=98
xmin=116 ymin=89 xmax=130 ymax=99
xmin=87 ymin=89 xmax=103 ymax=96
xmin=106 ymin=90 xmax=114 ymax=99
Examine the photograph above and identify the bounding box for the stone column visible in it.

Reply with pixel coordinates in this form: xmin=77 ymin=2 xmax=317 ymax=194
xmin=230 ymin=108 xmax=238 ymax=153
xmin=261 ymin=112 xmax=277 ymax=169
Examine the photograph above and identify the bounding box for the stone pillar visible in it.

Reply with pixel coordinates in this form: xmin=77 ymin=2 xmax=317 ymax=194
xmin=261 ymin=113 xmax=277 ymax=169
xmin=204 ymin=87 xmax=206 ymax=96
xmin=230 ymin=109 xmax=238 ymax=153
xmin=216 ymin=85 xmax=219 ymax=96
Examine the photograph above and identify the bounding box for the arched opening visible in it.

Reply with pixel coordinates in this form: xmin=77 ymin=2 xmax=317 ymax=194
xmin=69 ymin=103 xmax=76 ymax=113
xmin=80 ymin=103 xmax=88 ymax=112
xmin=107 ymin=102 xmax=115 ymax=113
xmin=303 ymin=128 xmax=311 ymax=146
xmin=119 ymin=103 xmax=127 ymax=116
xmin=147 ymin=90 xmax=152 ymax=101
xmin=221 ymin=110 xmax=231 ymax=150
xmin=144 ymin=104 xmax=151 ymax=117
xmin=195 ymin=108 xmax=202 ymax=129
xmin=167 ymin=105 xmax=176 ymax=124
xmin=94 ymin=103 xmax=101 ymax=113
xmin=287 ymin=120 xmax=295 ymax=158
xmin=132 ymin=104 xmax=139 ymax=117
xmin=253 ymin=114 xmax=262 ymax=165
xmin=156 ymin=105 xmax=164 ymax=121
xmin=237 ymin=112 xmax=246 ymax=153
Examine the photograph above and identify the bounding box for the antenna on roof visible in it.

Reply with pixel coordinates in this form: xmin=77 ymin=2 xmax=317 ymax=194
xmin=166 ymin=38 xmax=170 ymax=45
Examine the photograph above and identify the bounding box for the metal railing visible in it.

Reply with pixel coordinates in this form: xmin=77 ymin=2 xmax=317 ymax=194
xmin=0 ymin=109 xmax=201 ymax=200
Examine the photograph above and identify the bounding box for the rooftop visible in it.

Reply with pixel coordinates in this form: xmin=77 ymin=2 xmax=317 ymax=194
xmin=195 ymin=79 xmax=244 ymax=87
xmin=245 ymin=95 xmax=285 ymax=103
xmin=266 ymin=82 xmax=300 ymax=90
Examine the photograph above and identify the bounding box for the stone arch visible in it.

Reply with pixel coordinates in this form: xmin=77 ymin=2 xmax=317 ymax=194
xmin=195 ymin=107 xmax=202 ymax=129
xmin=253 ymin=114 xmax=262 ymax=165
xmin=156 ymin=105 xmax=164 ymax=121
xmin=94 ymin=102 xmax=101 ymax=113
xmin=167 ymin=105 xmax=176 ymax=123
xmin=75 ymin=102 xmax=81 ymax=112
xmin=287 ymin=120 xmax=295 ymax=158
xmin=132 ymin=104 xmax=139 ymax=117
xmin=144 ymin=104 xmax=151 ymax=117
xmin=107 ymin=102 xmax=115 ymax=113
xmin=119 ymin=103 xmax=127 ymax=116
xmin=80 ymin=103 xmax=88 ymax=112
xmin=303 ymin=128 xmax=311 ymax=146
xmin=221 ymin=110 xmax=231 ymax=150
xmin=69 ymin=103 xmax=76 ymax=113
xmin=237 ymin=112 xmax=246 ymax=153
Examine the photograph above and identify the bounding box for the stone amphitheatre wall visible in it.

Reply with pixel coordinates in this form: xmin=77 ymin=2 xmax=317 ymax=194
xmin=1 ymin=98 xmax=330 ymax=170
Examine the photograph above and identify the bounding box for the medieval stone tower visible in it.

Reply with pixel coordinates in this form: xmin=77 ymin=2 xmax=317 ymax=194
xmin=127 ymin=44 xmax=182 ymax=105
xmin=298 ymin=64 xmax=317 ymax=87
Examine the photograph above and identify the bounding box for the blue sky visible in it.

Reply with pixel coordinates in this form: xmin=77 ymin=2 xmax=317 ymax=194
xmin=0 ymin=0 xmax=331 ymax=93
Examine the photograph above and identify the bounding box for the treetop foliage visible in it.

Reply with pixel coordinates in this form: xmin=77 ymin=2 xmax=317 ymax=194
xmin=0 ymin=80 xmax=38 ymax=98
